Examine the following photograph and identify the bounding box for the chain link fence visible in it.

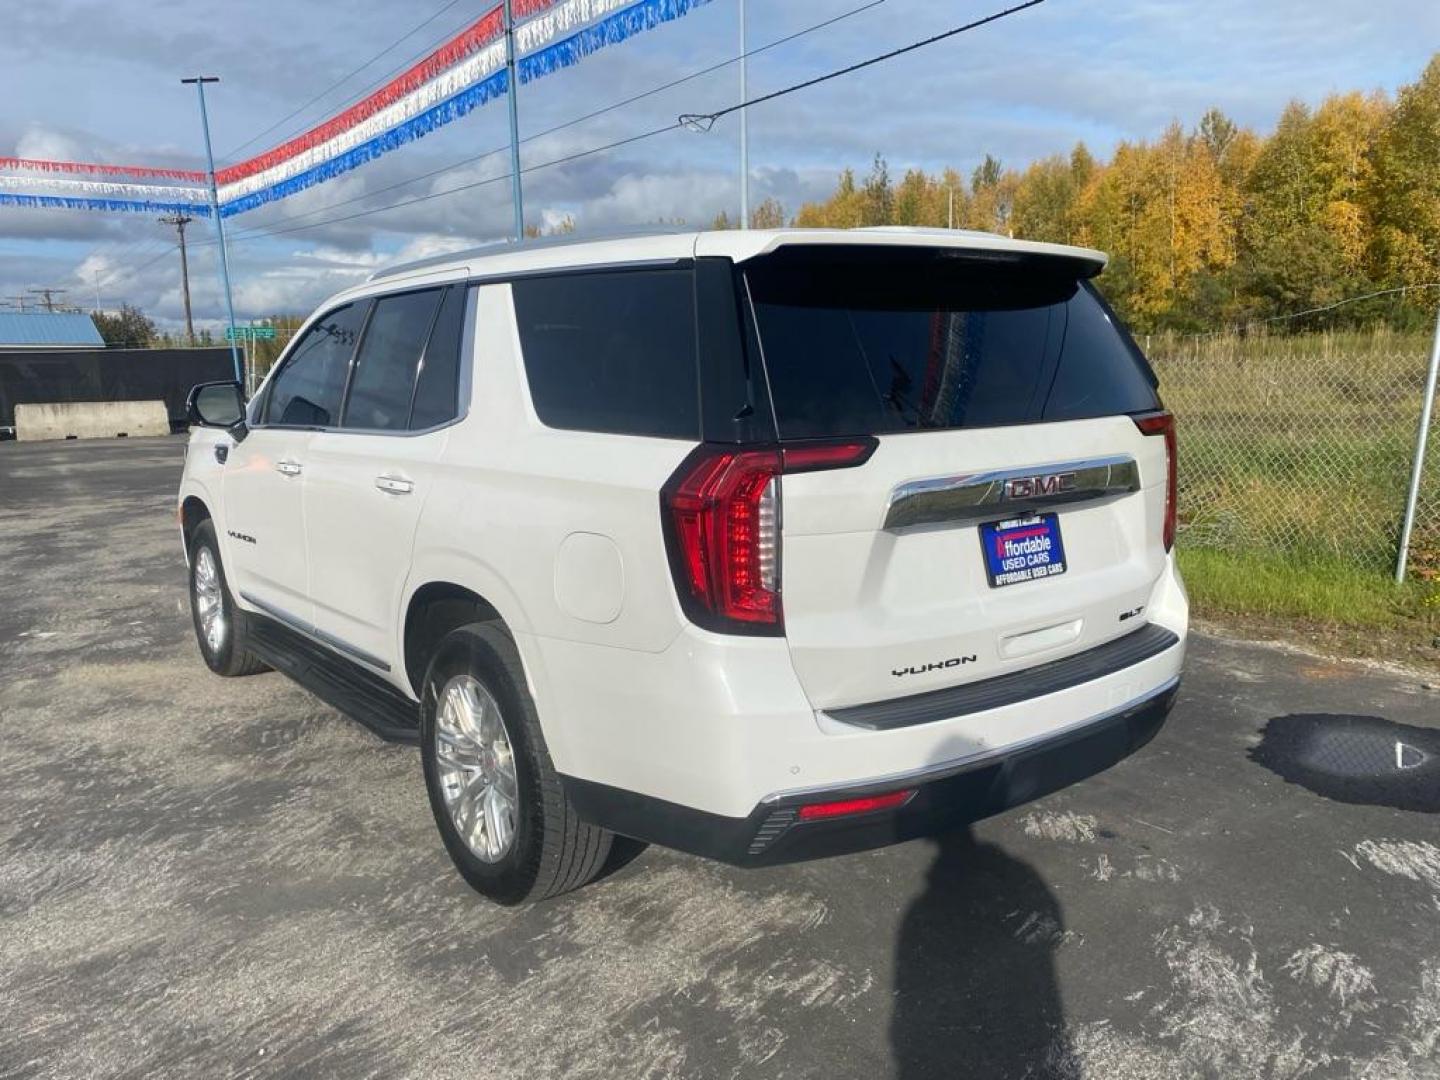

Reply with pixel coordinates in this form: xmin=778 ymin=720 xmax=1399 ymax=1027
xmin=1149 ymin=329 xmax=1439 ymax=581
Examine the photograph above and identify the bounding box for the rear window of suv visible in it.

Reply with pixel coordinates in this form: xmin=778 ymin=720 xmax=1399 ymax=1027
xmin=743 ymin=246 xmax=1159 ymax=439
xmin=513 ymin=267 xmax=698 ymax=439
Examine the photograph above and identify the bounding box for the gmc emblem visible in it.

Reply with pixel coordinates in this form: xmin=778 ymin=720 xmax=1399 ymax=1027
xmin=1005 ymin=472 xmax=1077 ymax=500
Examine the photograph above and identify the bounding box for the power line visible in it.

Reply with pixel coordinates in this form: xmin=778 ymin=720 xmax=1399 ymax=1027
xmin=96 ymin=0 xmax=1031 ymax=284
xmin=222 ymin=0 xmax=469 ymax=159
xmin=1251 ymin=283 xmax=1440 ymax=326
xmin=223 ymin=0 xmax=1041 ymax=245
xmin=91 ymin=245 xmax=181 ymax=297
xmin=221 ymin=0 xmax=890 ymax=242
xmin=232 ymin=121 xmax=683 ymax=243
xmin=680 ymin=0 xmax=1046 ymax=130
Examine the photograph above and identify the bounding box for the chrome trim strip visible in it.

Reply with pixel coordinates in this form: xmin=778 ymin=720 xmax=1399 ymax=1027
xmin=883 ymin=454 xmax=1140 ymax=530
xmin=760 ymin=674 xmax=1180 ymax=806
xmin=312 ymin=626 xmax=393 ymax=673
xmin=240 ymin=591 xmax=309 ymax=633
xmin=239 ymin=591 xmax=392 ymax=673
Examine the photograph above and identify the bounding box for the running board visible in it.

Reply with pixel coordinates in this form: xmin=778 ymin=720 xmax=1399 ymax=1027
xmin=247 ymin=613 xmax=421 ymax=744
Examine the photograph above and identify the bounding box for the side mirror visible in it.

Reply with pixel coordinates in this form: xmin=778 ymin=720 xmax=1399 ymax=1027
xmin=187 ymin=381 xmax=246 ymax=430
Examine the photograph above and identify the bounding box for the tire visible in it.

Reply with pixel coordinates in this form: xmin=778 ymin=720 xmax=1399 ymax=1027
xmin=187 ymin=519 xmax=269 ymax=677
xmin=420 ymin=622 xmax=612 ymax=905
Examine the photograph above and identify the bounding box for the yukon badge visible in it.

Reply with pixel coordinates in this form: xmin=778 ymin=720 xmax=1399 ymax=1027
xmin=893 ymin=655 xmax=977 ymax=678
xmin=1004 ymin=471 xmax=1077 ymax=500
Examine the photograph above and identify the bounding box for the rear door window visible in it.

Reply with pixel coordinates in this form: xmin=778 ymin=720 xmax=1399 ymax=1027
xmin=265 ymin=302 xmax=369 ymax=427
xmin=744 ymin=247 xmax=1158 ymax=439
xmin=409 ymin=285 xmax=469 ymax=431
xmin=512 ymin=267 xmax=698 ymax=439
xmin=342 ymin=289 xmax=442 ymax=431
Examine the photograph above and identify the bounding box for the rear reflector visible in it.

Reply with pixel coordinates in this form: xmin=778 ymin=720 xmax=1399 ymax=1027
xmin=1134 ymin=410 xmax=1177 ymax=552
xmin=797 ymin=789 xmax=916 ymax=821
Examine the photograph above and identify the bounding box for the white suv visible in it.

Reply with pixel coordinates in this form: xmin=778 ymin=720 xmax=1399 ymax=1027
xmin=179 ymin=227 xmax=1187 ymax=905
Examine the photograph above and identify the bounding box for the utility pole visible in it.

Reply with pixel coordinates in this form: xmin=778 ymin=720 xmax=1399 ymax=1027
xmin=182 ymin=75 xmax=242 ymax=383
xmin=503 ymin=0 xmax=524 ymax=241
xmin=738 ymin=0 xmax=749 ymax=229
xmin=159 ymin=214 xmax=196 ymax=345
xmin=28 ymin=287 xmax=67 ymax=312
xmin=948 ymin=186 xmax=955 ymax=229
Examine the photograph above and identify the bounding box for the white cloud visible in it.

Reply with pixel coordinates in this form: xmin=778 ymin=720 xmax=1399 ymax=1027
xmin=3 ymin=0 xmax=1438 ymax=331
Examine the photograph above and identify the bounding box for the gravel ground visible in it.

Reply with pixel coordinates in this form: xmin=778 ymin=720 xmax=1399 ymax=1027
xmin=2 ymin=435 xmax=1438 ymax=1080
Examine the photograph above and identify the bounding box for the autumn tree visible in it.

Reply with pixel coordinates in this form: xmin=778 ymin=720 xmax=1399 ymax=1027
xmin=786 ymin=50 xmax=1440 ymax=330
xmin=749 ymin=197 xmax=786 ymax=229
xmin=1370 ymin=55 xmax=1440 ymax=298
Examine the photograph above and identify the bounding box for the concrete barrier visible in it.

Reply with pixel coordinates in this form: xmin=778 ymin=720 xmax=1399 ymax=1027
xmin=15 ymin=400 xmax=171 ymax=442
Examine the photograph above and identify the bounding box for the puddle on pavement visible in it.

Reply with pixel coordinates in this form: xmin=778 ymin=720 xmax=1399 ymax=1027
xmin=1249 ymin=713 xmax=1440 ymax=813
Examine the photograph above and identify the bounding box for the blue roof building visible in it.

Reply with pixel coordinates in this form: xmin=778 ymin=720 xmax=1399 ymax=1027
xmin=0 ymin=311 xmax=106 ymax=349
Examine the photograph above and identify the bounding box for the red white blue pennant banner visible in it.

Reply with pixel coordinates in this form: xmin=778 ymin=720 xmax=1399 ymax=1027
xmin=0 ymin=0 xmax=711 ymax=220
xmin=0 ymin=157 xmax=210 ymax=215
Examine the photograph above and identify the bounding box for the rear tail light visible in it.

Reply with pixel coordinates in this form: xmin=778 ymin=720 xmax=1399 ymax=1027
xmin=661 ymin=438 xmax=876 ymax=635
xmin=1134 ymin=410 xmax=1177 ymax=551
xmin=798 ymin=789 xmax=916 ymax=821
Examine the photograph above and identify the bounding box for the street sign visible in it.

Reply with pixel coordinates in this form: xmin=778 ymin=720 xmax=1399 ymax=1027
xmin=224 ymin=325 xmax=277 ymax=341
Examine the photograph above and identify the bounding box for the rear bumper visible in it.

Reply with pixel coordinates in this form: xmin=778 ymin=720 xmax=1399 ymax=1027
xmin=561 ymin=676 xmax=1178 ymax=866
xmin=530 ymin=553 xmax=1188 ymax=820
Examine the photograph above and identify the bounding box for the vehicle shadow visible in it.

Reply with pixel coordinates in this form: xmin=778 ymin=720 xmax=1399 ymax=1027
xmin=890 ymin=826 xmax=1072 ymax=1080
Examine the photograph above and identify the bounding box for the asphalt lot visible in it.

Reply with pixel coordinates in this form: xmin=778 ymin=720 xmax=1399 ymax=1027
xmin=2 ymin=435 xmax=1438 ymax=1080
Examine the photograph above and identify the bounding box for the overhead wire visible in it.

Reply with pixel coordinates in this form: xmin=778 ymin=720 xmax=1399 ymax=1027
xmin=221 ymin=0 xmax=470 ymax=160
xmin=679 ymin=0 xmax=1046 ymax=129
xmin=222 ymin=0 xmax=1044 ymax=244
xmin=221 ymin=0 xmax=890 ymax=240
xmin=95 ymin=0 xmax=1042 ymax=285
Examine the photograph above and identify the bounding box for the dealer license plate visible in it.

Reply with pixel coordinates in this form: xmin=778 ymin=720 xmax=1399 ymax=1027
xmin=980 ymin=513 xmax=1067 ymax=588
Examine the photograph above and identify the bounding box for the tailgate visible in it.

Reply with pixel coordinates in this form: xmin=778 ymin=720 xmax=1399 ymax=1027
xmin=780 ymin=417 xmax=1169 ymax=709
xmin=739 ymin=242 xmax=1172 ymax=711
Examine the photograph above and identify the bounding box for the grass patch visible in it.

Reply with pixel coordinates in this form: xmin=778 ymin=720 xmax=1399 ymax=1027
xmin=1177 ymin=547 xmax=1439 ymax=628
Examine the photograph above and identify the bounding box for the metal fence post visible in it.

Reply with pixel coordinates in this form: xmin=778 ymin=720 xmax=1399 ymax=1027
xmin=1395 ymin=303 xmax=1440 ymax=583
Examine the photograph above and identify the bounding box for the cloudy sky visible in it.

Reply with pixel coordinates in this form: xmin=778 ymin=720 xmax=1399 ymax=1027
xmin=1 ymin=0 xmax=1436 ymax=332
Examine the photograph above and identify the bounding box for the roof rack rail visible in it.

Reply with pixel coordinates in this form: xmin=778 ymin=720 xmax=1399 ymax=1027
xmin=367 ymin=225 xmax=694 ymax=281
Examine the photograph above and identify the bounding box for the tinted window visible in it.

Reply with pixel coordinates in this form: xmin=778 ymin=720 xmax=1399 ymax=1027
xmin=409 ymin=285 xmax=468 ymax=430
xmin=696 ymin=258 xmax=773 ymax=444
xmin=1043 ymin=284 xmax=1159 ymax=419
xmin=513 ymin=268 xmax=698 ymax=439
xmin=266 ymin=303 xmax=368 ymax=427
xmin=343 ymin=289 xmax=441 ymax=431
xmin=744 ymin=248 xmax=1159 ymax=439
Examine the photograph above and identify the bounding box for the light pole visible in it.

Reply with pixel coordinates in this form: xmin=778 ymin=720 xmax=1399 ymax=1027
xmin=738 ymin=0 xmax=749 ymax=229
xmin=503 ymin=0 xmax=525 ymax=241
xmin=182 ymin=75 xmax=242 ymax=383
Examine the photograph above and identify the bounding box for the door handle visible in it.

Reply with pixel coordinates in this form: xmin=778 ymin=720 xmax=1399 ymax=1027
xmin=276 ymin=460 xmax=303 ymax=477
xmin=375 ymin=475 xmax=414 ymax=495
xmin=214 ymin=443 xmax=229 ymax=465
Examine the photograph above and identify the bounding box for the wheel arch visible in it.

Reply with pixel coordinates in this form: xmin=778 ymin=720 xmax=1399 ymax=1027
xmin=402 ymin=582 xmax=508 ymax=698
xmin=181 ymin=494 xmax=212 ymax=553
